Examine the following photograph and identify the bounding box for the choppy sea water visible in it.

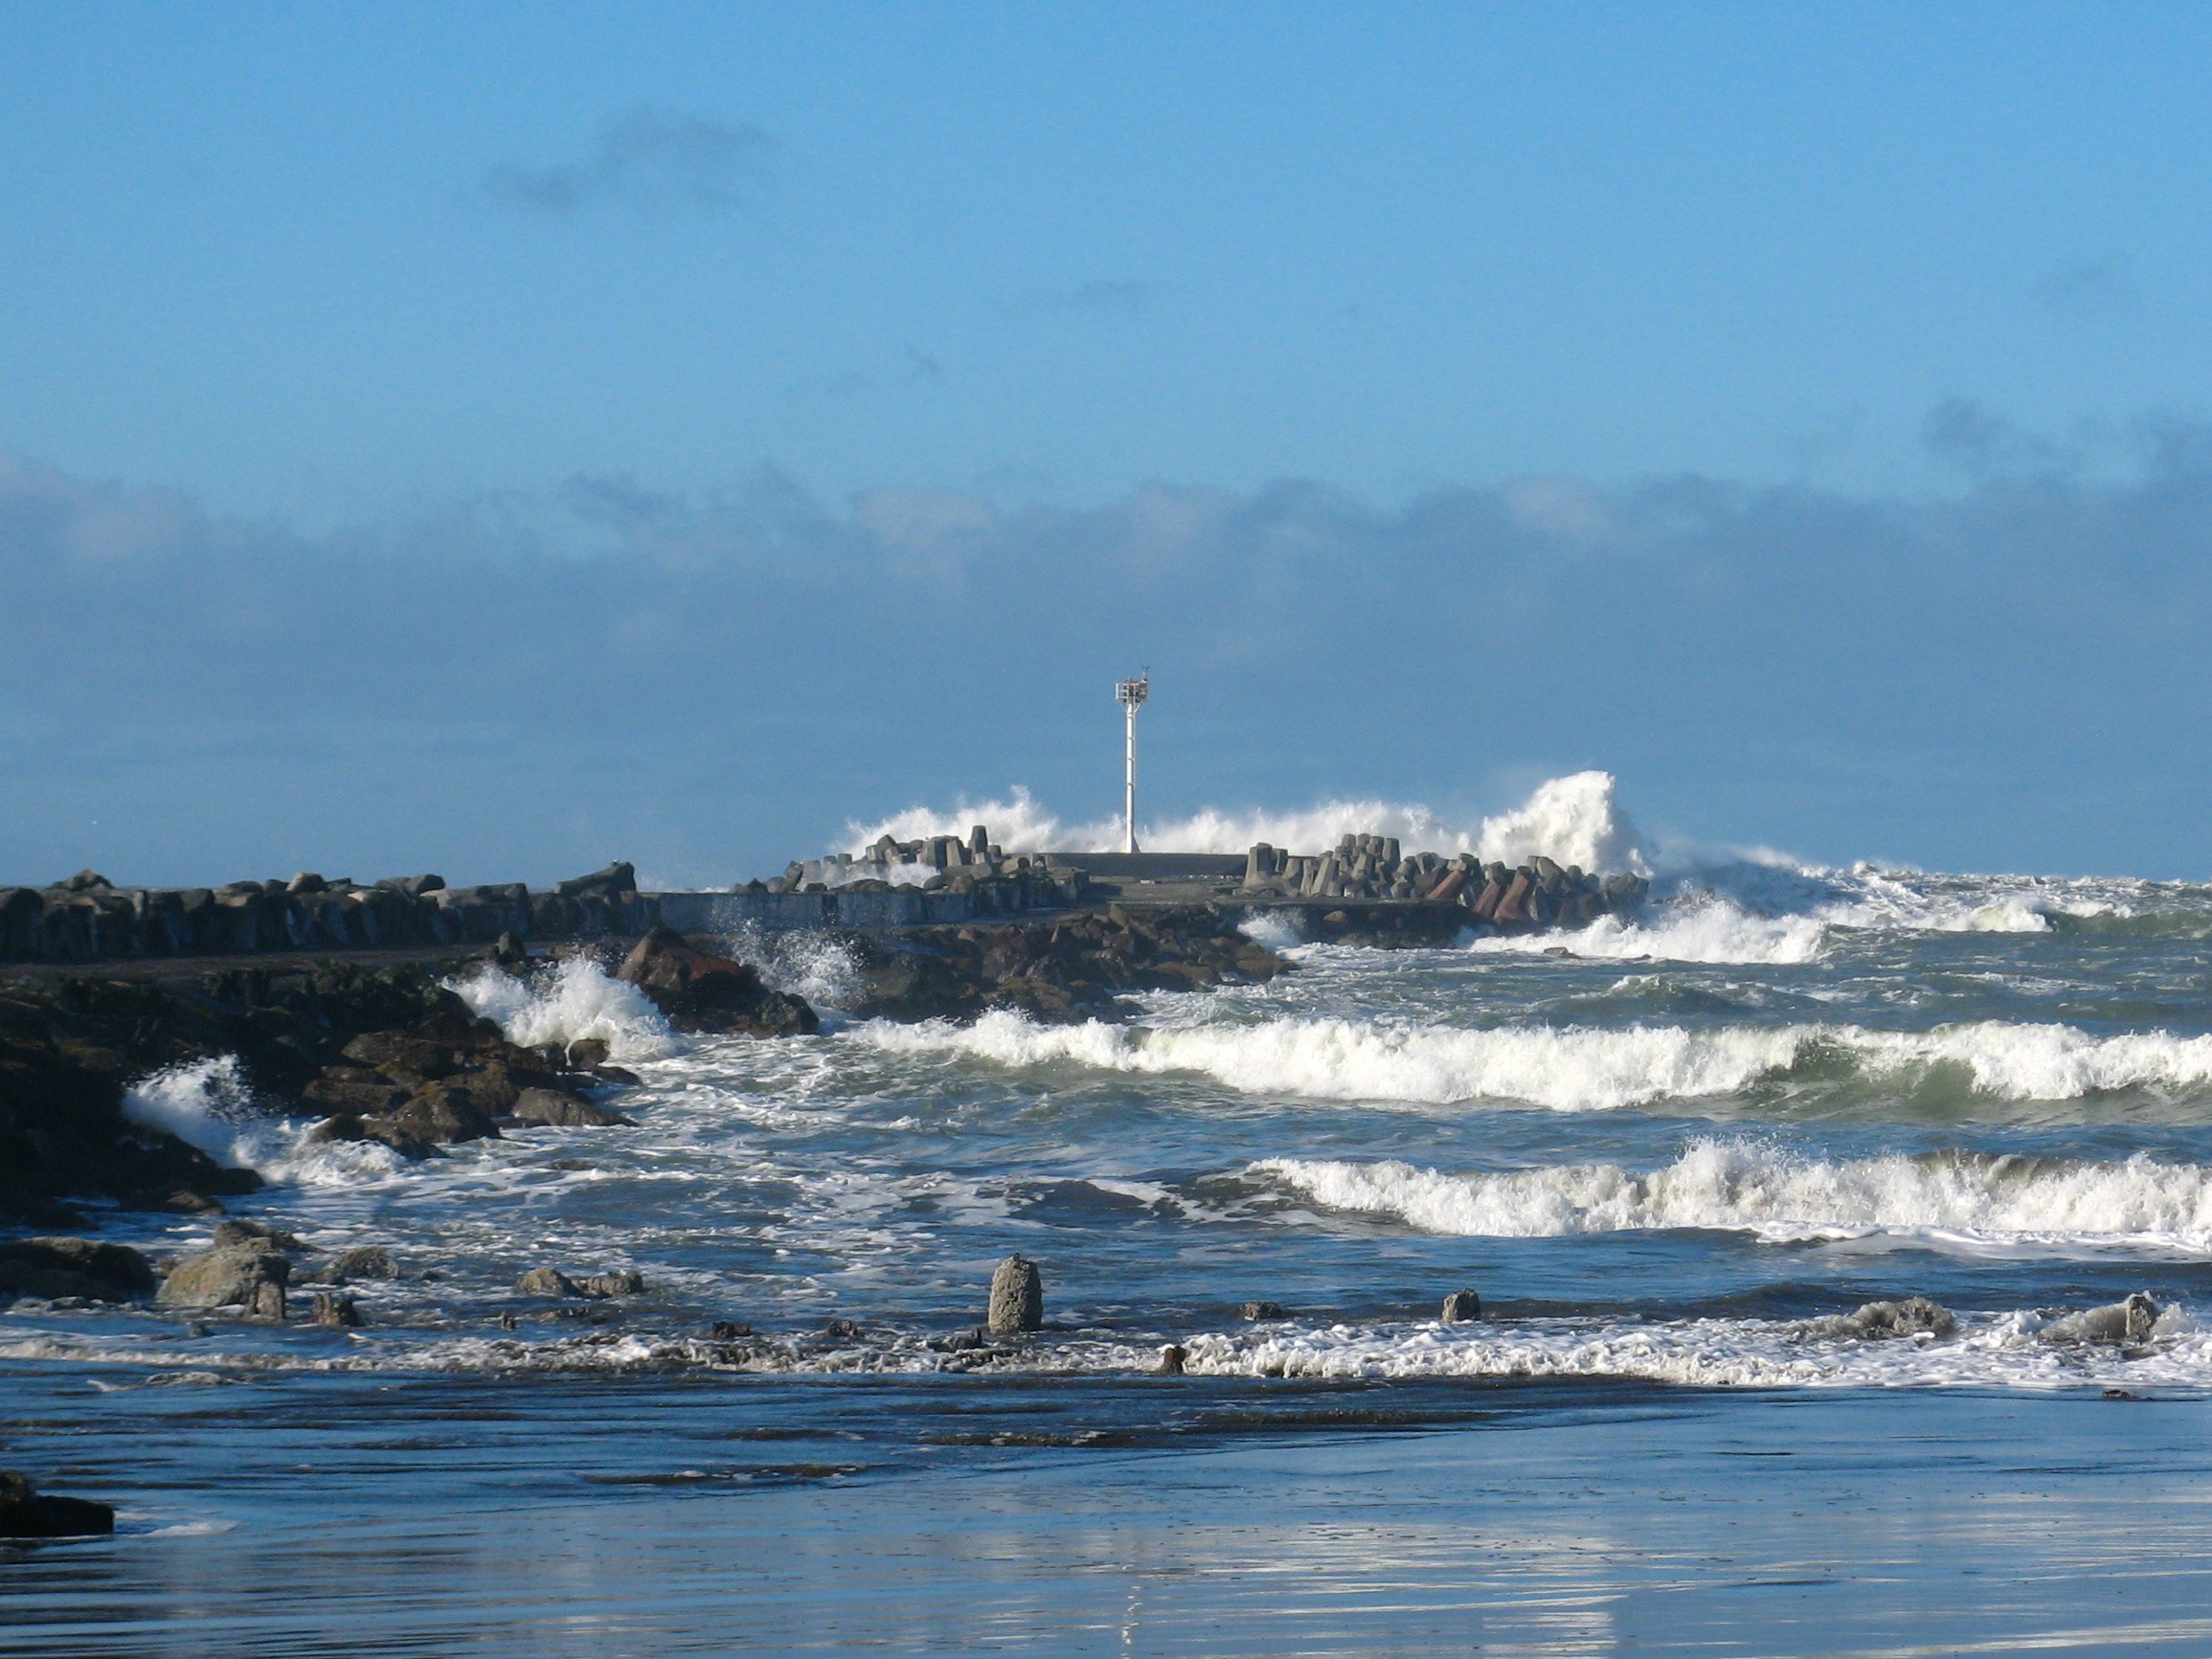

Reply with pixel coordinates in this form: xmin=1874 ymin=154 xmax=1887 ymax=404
xmin=11 ymin=844 xmax=2212 ymax=1653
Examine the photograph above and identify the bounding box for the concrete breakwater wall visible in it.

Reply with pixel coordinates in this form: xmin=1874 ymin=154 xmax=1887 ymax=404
xmin=661 ymin=887 xmax=1013 ymax=935
xmin=0 ymin=863 xmax=656 ymax=966
xmin=1240 ymin=835 xmax=1649 ymax=928
xmin=748 ymin=825 xmax=1090 ymax=918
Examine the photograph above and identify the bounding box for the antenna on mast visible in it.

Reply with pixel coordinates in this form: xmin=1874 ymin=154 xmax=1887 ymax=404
xmin=1116 ymin=670 xmax=1149 ymax=855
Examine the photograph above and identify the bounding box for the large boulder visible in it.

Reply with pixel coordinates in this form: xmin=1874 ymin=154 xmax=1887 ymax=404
xmin=157 ymin=1246 xmax=288 ymax=1317
xmin=556 ymin=862 xmax=637 ymax=898
xmin=2054 ymin=1292 xmax=2159 ymax=1344
xmin=389 ymin=1082 xmax=501 ymax=1146
xmin=509 ymin=1087 xmax=632 ymax=1128
xmin=0 ymin=1238 xmax=156 ymax=1303
xmin=0 ymin=1471 xmax=113 ymax=1538
xmin=986 ymin=1254 xmax=1043 ymax=1334
xmin=617 ymin=928 xmax=820 ymax=1036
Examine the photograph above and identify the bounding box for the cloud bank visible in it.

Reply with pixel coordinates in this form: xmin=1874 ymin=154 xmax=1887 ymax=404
xmin=5 ymin=424 xmax=2211 ymax=887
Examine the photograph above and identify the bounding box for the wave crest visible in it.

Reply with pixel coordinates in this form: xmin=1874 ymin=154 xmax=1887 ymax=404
xmin=860 ymin=1013 xmax=2212 ymax=1111
xmin=1255 ymin=1144 xmax=2212 ymax=1243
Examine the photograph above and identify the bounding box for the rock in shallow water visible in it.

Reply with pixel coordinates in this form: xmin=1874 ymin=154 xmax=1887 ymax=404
xmin=516 ymin=1266 xmax=579 ymax=1298
xmin=2053 ymin=1292 xmax=2159 ymax=1344
xmin=509 ymin=1087 xmax=633 ymax=1128
xmin=1822 ymin=1297 xmax=1957 ymax=1339
xmin=1440 ymin=1289 xmax=1482 ymax=1323
xmin=987 ymin=1254 xmax=1044 ymax=1334
xmin=309 ymin=1245 xmax=396 ymax=1285
xmin=0 ymin=1238 xmax=155 ymax=1303
xmin=580 ymin=1270 xmax=645 ymax=1299
xmin=309 ymin=1291 xmax=360 ymax=1328
xmin=157 ymin=1246 xmax=288 ymax=1318
xmin=0 ymin=1471 xmax=113 ymax=1539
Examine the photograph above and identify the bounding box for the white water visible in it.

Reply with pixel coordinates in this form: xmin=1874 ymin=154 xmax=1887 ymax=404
xmin=844 ymin=770 xmax=1648 ymax=873
xmin=449 ymin=959 xmax=679 ymax=1061
xmin=858 ymin=1011 xmax=2212 ymax=1112
xmin=1255 ymin=1144 xmax=2212 ymax=1247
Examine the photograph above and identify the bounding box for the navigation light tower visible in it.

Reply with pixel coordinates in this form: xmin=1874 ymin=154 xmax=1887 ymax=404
xmin=1116 ymin=672 xmax=1149 ymax=854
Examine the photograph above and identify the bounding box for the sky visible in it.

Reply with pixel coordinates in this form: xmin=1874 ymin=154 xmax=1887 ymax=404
xmin=4 ymin=4 xmax=2211 ymax=886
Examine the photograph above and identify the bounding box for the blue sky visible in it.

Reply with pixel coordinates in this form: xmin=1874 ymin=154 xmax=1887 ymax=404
xmin=4 ymin=5 xmax=2211 ymax=885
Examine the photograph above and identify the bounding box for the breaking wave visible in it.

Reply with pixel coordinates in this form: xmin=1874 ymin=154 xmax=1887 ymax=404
xmin=449 ymin=959 xmax=679 ymax=1062
xmin=845 ymin=770 xmax=1648 ymax=874
xmin=122 ymin=1056 xmax=261 ymax=1166
xmin=1255 ymin=1144 xmax=2212 ymax=1245
xmin=835 ymin=771 xmax=2212 ymax=957
xmin=859 ymin=1012 xmax=2212 ymax=1112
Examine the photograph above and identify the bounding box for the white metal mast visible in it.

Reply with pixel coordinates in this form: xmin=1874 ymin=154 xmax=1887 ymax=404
xmin=1116 ymin=672 xmax=1149 ymax=854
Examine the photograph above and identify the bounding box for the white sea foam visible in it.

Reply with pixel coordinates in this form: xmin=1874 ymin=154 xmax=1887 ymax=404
xmin=844 ymin=770 xmax=1648 ymax=872
xmin=1477 ymin=895 xmax=1828 ymax=966
xmin=119 ymin=1056 xmax=402 ymax=1186
xmin=449 ymin=959 xmax=679 ymax=1062
xmin=1236 ymin=911 xmax=1304 ymax=951
xmin=122 ymin=1057 xmax=260 ymax=1165
xmin=858 ymin=1012 xmax=2212 ymax=1111
xmin=1164 ymin=1307 xmax=2209 ymax=1390
xmin=1255 ymin=1145 xmax=2212 ymax=1246
xmin=9 ymin=1307 xmax=2204 ymax=1394
xmin=715 ymin=921 xmax=865 ymax=1011
xmin=861 ymin=1011 xmax=1801 ymax=1110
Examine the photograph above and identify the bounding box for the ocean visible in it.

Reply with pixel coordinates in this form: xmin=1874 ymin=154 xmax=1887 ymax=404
xmin=9 ymin=779 xmax=2212 ymax=1653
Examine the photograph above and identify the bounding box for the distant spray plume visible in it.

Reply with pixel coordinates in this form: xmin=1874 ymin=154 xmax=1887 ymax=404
xmin=844 ymin=771 xmax=1650 ymax=875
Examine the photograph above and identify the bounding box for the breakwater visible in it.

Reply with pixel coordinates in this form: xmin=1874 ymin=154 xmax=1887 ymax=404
xmin=0 ymin=863 xmax=655 ymax=966
xmin=1239 ymin=835 xmax=1649 ymax=927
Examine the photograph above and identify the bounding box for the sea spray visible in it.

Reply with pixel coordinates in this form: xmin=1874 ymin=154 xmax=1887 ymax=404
xmin=122 ymin=1057 xmax=260 ymax=1165
xmin=449 ymin=958 xmax=679 ymax=1062
xmin=845 ymin=770 xmax=1648 ymax=872
xmin=121 ymin=1057 xmax=401 ymax=1186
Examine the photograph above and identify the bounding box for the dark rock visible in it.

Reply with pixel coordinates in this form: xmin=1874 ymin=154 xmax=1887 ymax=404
xmin=301 ymin=1070 xmax=411 ymax=1115
xmin=158 ymin=1246 xmax=287 ymax=1318
xmin=1440 ymin=1289 xmax=1482 ymax=1323
xmin=0 ymin=1237 xmax=156 ymax=1303
xmin=1158 ymin=1344 xmax=1187 ymax=1375
xmin=310 ymin=1245 xmax=395 ymax=1284
xmin=0 ymin=1471 xmax=113 ymax=1539
xmin=306 ymin=1113 xmax=439 ymax=1161
xmin=566 ymin=1037 xmax=611 ymax=1070
xmin=212 ymin=1218 xmax=302 ymax=1252
xmin=374 ymin=875 xmax=446 ymax=897
xmin=555 ymin=862 xmax=637 ymax=898
xmin=509 ymin=1087 xmax=633 ymax=1128
xmin=340 ymin=1031 xmax=461 ymax=1077
xmin=987 ymin=1253 xmax=1044 ymax=1334
xmin=1238 ymin=1301 xmax=1293 ymax=1321
xmin=390 ymin=1081 xmax=501 ymax=1145
xmin=711 ymin=1320 xmax=752 ymax=1339
xmin=516 ymin=1266 xmax=579 ymax=1297
xmin=580 ymin=1270 xmax=645 ymax=1299
xmin=617 ymin=927 xmax=820 ymax=1037
xmin=309 ymin=1291 xmax=360 ymax=1328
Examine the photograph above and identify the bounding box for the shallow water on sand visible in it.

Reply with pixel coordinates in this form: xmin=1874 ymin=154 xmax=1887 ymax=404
xmin=10 ymin=863 xmax=2212 ymax=1649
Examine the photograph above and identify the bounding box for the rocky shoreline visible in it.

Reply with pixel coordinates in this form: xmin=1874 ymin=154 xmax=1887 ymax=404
xmin=0 ymin=899 xmax=1289 ymax=1229
xmin=0 ymin=861 xmax=653 ymax=966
